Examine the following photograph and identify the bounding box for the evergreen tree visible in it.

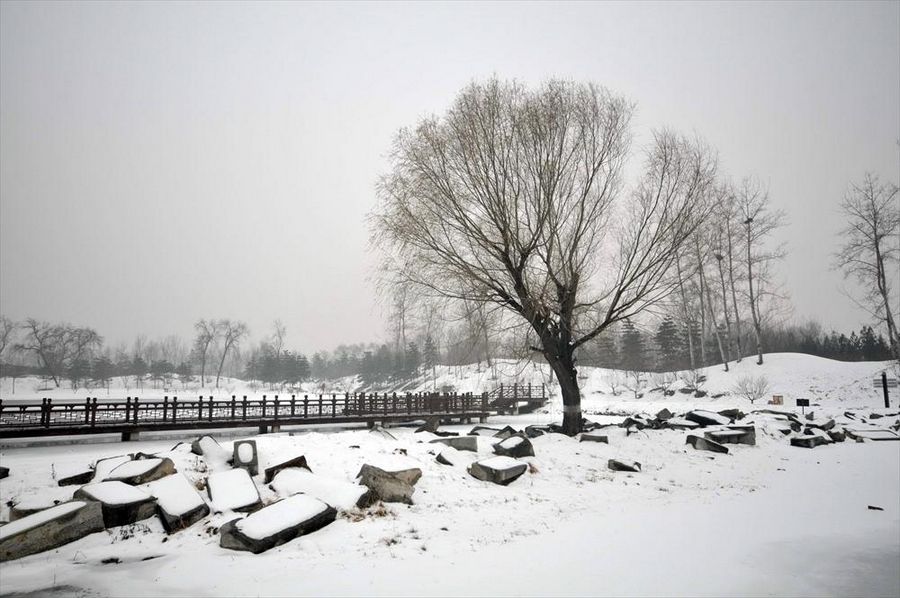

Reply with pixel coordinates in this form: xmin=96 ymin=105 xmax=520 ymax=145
xmin=405 ymin=342 xmax=422 ymax=378
xmin=654 ymin=317 xmax=681 ymax=372
xmin=92 ymin=355 xmax=114 ymax=393
xmin=67 ymin=358 xmax=91 ymax=390
xmin=131 ymin=355 xmax=148 ymax=390
xmin=620 ymin=320 xmax=645 ymax=371
xmin=423 ymin=335 xmax=438 ymax=382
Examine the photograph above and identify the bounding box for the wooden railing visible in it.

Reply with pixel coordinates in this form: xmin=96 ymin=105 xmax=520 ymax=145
xmin=0 ymin=392 xmax=489 ymax=438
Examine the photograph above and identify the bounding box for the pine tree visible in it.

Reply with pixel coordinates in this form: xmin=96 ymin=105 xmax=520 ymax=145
xmin=654 ymin=317 xmax=681 ymax=372
xmin=92 ymin=355 xmax=114 ymax=393
xmin=620 ymin=320 xmax=645 ymax=371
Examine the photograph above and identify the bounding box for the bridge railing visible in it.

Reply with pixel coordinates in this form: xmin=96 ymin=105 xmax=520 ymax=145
xmin=0 ymin=391 xmax=489 ymax=434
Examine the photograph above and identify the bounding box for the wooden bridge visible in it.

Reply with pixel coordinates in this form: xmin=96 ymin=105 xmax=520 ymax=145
xmin=487 ymin=383 xmax=547 ymax=415
xmin=0 ymin=392 xmax=490 ymax=440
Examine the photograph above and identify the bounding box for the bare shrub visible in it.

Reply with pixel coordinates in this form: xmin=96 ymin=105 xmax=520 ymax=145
xmin=733 ymin=375 xmax=770 ymax=404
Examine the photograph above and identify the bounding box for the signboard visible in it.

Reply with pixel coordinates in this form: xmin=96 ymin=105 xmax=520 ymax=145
xmin=796 ymin=398 xmax=810 ymax=407
xmin=769 ymin=395 xmax=783 ymax=405
xmin=872 ymin=377 xmax=898 ymax=388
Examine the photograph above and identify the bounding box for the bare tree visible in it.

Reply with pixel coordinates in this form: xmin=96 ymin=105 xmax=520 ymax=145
xmin=271 ymin=320 xmax=287 ymax=355
xmin=16 ymin=319 xmax=101 ymax=387
xmin=737 ymin=177 xmax=786 ymax=365
xmin=193 ymin=319 xmax=221 ymax=386
xmin=0 ymin=316 xmax=16 ymax=361
xmin=372 ymin=79 xmax=716 ymax=434
xmin=215 ymin=320 xmax=249 ymax=388
xmin=834 ymin=173 xmax=900 ymax=361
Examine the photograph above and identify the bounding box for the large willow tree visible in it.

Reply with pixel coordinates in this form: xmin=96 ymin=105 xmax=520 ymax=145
xmin=372 ymin=78 xmax=717 ymax=434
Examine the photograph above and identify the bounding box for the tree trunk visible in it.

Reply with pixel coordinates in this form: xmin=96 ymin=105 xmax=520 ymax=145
xmin=715 ymin=256 xmax=734 ymax=366
xmin=676 ymin=256 xmax=696 ymax=370
xmin=546 ymin=347 xmax=582 ymax=435
xmin=694 ymin=241 xmax=708 ymax=367
xmin=745 ymin=219 xmax=764 ymax=365
xmin=875 ymin=242 xmax=900 ymax=362
xmin=700 ymin=257 xmax=728 ymax=371
xmin=200 ymin=355 xmax=206 ymax=387
xmin=215 ymin=346 xmax=229 ymax=389
xmin=726 ymin=220 xmax=744 ymax=362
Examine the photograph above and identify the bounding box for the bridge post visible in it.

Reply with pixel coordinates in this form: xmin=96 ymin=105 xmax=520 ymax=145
xmin=208 ymin=396 xmax=213 ymax=422
xmin=84 ymin=397 xmax=91 ymax=425
xmin=125 ymin=397 xmax=131 ymax=423
xmin=172 ymin=397 xmax=178 ymax=424
xmin=43 ymin=398 xmax=52 ymax=428
xmin=262 ymin=396 xmax=267 ymax=419
xmin=198 ymin=397 xmax=203 ymax=420
xmin=231 ymin=396 xmax=236 ymax=419
xmin=91 ymin=397 xmax=97 ymax=427
xmin=274 ymin=396 xmax=280 ymax=422
xmin=242 ymin=396 xmax=247 ymax=420
xmin=133 ymin=398 xmax=140 ymax=424
xmin=291 ymin=395 xmax=296 ymax=417
xmin=304 ymin=395 xmax=308 ymax=417
xmin=122 ymin=430 xmax=141 ymax=441
xmin=332 ymin=394 xmax=337 ymax=417
xmin=163 ymin=396 xmax=168 ymax=422
xmin=480 ymin=392 xmax=488 ymax=423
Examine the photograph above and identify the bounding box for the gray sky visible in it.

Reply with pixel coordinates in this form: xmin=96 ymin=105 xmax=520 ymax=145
xmin=1 ymin=1 xmax=898 ymax=351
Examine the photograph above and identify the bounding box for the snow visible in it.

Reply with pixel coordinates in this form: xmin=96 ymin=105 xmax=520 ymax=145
xmin=270 ymin=468 xmax=366 ymax=510
xmin=0 ymin=501 xmax=87 ymax=540
xmin=498 ymin=436 xmax=524 ymax=448
xmin=477 ymin=456 xmax=524 ymax=471
xmin=104 ymin=458 xmax=163 ymax=481
xmin=365 ymin=454 xmax=421 ymax=473
xmin=207 ymin=469 xmax=259 ymax=511
xmin=235 ymin=494 xmax=330 ymax=540
xmin=690 ymin=409 xmax=732 ymax=424
xmin=146 ymin=474 xmax=205 ymax=516
xmin=78 ymin=481 xmax=151 ymax=505
xmin=237 ymin=443 xmax=254 ymax=463
xmin=0 ymin=354 xmax=898 ymax=596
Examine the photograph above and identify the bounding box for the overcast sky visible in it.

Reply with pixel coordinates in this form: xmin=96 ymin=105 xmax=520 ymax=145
xmin=1 ymin=1 xmax=898 ymax=352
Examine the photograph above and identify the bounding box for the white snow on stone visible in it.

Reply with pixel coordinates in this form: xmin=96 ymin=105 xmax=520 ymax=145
xmin=237 ymin=443 xmax=254 ymax=463
xmin=366 ymin=454 xmax=421 ymax=473
xmin=690 ymin=410 xmax=731 ymax=425
xmin=0 ymin=502 xmax=87 ymax=540
xmin=499 ymin=436 xmax=525 ymax=448
xmin=79 ymin=481 xmax=152 ymax=505
xmin=236 ymin=494 xmax=329 ymax=541
xmin=105 ymin=458 xmax=163 ymax=481
xmin=270 ymin=469 xmax=366 ymax=510
xmin=208 ymin=469 xmax=259 ymax=511
xmin=147 ymin=474 xmax=206 ymax=516
xmin=477 ymin=456 xmax=524 ymax=471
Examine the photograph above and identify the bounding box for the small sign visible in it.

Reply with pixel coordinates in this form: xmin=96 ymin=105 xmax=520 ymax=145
xmin=796 ymin=398 xmax=810 ymax=407
xmin=769 ymin=395 xmax=783 ymax=405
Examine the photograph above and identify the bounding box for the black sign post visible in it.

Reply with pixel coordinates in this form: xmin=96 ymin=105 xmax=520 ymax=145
xmin=882 ymin=372 xmax=891 ymax=409
xmin=796 ymin=398 xmax=810 ymax=416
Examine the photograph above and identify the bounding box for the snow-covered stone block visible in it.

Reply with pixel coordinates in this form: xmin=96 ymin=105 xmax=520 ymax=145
xmin=270 ymin=468 xmax=366 ymax=510
xmin=219 ymin=495 xmax=336 ymax=554
xmin=263 ymin=455 xmax=312 ymax=483
xmin=665 ymin=417 xmax=701 ymax=430
xmin=9 ymin=498 xmax=63 ymax=521
xmin=356 ymin=457 xmax=423 ymax=506
xmin=435 ymin=445 xmax=478 ymax=468
xmin=492 ymin=425 xmax=518 ymax=440
xmin=0 ymin=501 xmax=104 ymax=561
xmin=607 ymin=459 xmax=641 ymax=473
xmin=207 ymin=468 xmax=262 ymax=513
xmin=845 ymin=428 xmax=900 ymax=441
xmin=467 ymin=456 xmax=527 ymax=486
xmin=705 ymin=426 xmax=756 ymax=446
xmin=74 ymin=481 xmax=156 ymax=528
xmin=686 ymin=434 xmax=730 ymax=454
xmin=0 ymin=466 xmax=8 ymax=479
xmin=233 ymin=440 xmax=259 ymax=476
xmin=430 ymin=436 xmax=478 ymax=452
xmin=57 ymin=469 xmax=94 ymax=487
xmin=492 ymin=434 xmax=535 ymax=458
xmin=147 ymin=474 xmax=210 ymax=533
xmin=685 ymin=410 xmax=731 ymax=427
xmin=790 ymin=434 xmax=830 ymax=448
xmin=104 ymin=457 xmax=176 ymax=485
xmin=579 ymin=431 xmax=609 ymax=444
xmin=468 ymin=426 xmax=501 ymax=437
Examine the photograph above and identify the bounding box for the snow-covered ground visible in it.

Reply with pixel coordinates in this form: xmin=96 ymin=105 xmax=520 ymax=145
xmin=0 ymin=354 xmax=898 ymax=597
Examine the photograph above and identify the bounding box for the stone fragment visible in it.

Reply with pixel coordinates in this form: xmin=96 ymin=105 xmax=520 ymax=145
xmin=74 ymin=481 xmax=157 ymax=528
xmin=704 ymin=426 xmax=756 ymax=446
xmin=0 ymin=501 xmax=104 ymax=562
xmin=269 ymin=468 xmax=366 ymax=510
xmin=0 ymin=466 xmax=8 ymax=479
xmin=686 ymin=434 xmax=730 ymax=454
xmin=844 ymin=428 xmax=900 ymax=442
xmin=232 ymin=440 xmax=259 ymax=476
xmin=147 ymin=474 xmax=210 ymax=533
xmin=827 ymin=429 xmax=846 ymax=443
xmin=369 ymin=426 xmax=397 ymax=441
xmin=414 ymin=417 xmax=440 ymax=434
xmin=492 ymin=434 xmax=535 ymax=458
xmin=685 ymin=410 xmax=731 ymax=427
xmin=607 ymin=459 xmax=641 ymax=473
xmin=263 ymin=455 xmax=312 ymax=484
xmin=356 ymin=459 xmax=422 ymax=506
xmin=104 ymin=457 xmax=176 ymax=485
xmin=429 ymin=436 xmax=478 ymax=452
xmin=665 ymin=417 xmax=701 ymax=430
xmin=9 ymin=499 xmax=63 ymax=521
xmin=655 ymin=408 xmax=674 ymax=421
xmin=579 ymin=431 xmax=609 ymax=444
xmin=524 ymin=425 xmax=551 ymax=438
xmin=57 ymin=469 xmax=95 ymax=487
xmin=207 ymin=468 xmax=262 ymax=513
xmin=717 ymin=409 xmax=746 ymax=421
xmin=467 ymin=456 xmax=527 ymax=485
xmin=219 ymin=495 xmax=336 ymax=554
xmin=468 ymin=426 xmax=501 ymax=437
xmin=492 ymin=425 xmax=518 ymax=440
xmin=790 ymin=434 xmax=830 ymax=449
